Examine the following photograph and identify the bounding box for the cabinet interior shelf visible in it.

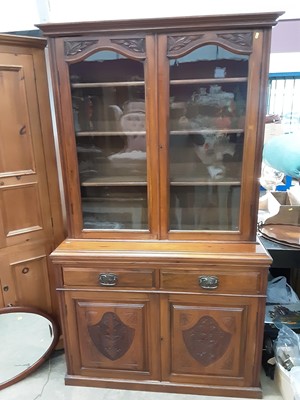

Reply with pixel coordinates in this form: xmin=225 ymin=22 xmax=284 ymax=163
xmin=76 ymin=131 xmax=146 ymax=137
xmin=71 ymin=81 xmax=145 ymax=88
xmin=80 ymin=177 xmax=241 ymax=187
xmin=76 ymin=129 xmax=244 ymax=137
xmin=81 ymin=177 xmax=147 ymax=186
xmin=170 ymin=129 xmax=244 ymax=135
xmin=170 ymin=77 xmax=248 ymax=85
xmin=82 ymin=197 xmax=145 ymax=203
xmin=71 ymin=77 xmax=247 ymax=89
xmin=170 ymin=180 xmax=241 ymax=186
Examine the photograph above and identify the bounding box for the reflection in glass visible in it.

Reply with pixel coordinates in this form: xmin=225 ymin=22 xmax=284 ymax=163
xmin=0 ymin=307 xmax=58 ymax=389
xmin=69 ymin=51 xmax=148 ymax=230
xmin=169 ymin=45 xmax=248 ymax=231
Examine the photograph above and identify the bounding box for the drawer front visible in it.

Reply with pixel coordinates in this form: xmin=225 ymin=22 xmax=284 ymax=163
xmin=160 ymin=269 xmax=263 ymax=294
xmin=63 ymin=267 xmax=155 ymax=288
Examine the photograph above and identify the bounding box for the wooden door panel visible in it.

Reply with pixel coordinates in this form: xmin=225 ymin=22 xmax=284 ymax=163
xmin=11 ymin=255 xmax=52 ymax=311
xmin=77 ymin=301 xmax=147 ymax=370
xmin=161 ymin=294 xmax=258 ymax=386
xmin=63 ymin=291 xmax=160 ymax=380
xmin=0 ymin=242 xmax=52 ymax=312
xmin=0 ymin=65 xmax=34 ymax=175
xmin=1 ymin=183 xmax=43 ymax=237
xmin=0 ymin=53 xmax=54 ymax=249
xmin=171 ymin=304 xmax=244 ymax=376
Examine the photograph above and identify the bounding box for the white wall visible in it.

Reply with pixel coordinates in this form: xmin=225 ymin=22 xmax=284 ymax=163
xmin=1 ymin=0 xmax=299 ymax=73
xmin=45 ymin=0 xmax=294 ymax=22
xmin=270 ymin=53 xmax=300 ymax=73
xmin=0 ymin=0 xmax=39 ymax=32
xmin=1 ymin=0 xmax=300 ymax=32
xmin=46 ymin=0 xmax=300 ymax=22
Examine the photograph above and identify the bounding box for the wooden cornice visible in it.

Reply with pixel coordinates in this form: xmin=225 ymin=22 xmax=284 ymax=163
xmin=0 ymin=33 xmax=47 ymax=48
xmin=37 ymin=12 xmax=284 ymax=37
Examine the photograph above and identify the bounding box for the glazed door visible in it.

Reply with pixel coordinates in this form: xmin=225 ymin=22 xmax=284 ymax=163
xmin=158 ymin=30 xmax=266 ymax=240
xmin=52 ymin=35 xmax=159 ymax=239
xmin=160 ymin=293 xmax=261 ymax=387
xmin=62 ymin=290 xmax=160 ymax=380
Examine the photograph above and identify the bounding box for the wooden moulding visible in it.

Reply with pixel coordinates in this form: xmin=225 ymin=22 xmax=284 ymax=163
xmin=36 ymin=12 xmax=284 ymax=37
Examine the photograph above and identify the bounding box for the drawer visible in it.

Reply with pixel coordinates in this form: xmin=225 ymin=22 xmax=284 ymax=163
xmin=63 ymin=267 xmax=155 ymax=288
xmin=160 ymin=269 xmax=263 ymax=294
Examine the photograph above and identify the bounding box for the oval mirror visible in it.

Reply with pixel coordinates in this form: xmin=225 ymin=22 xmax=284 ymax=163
xmin=0 ymin=306 xmax=59 ymax=390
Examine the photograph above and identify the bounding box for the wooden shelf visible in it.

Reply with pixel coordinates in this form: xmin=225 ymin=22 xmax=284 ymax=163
xmin=170 ymin=129 xmax=244 ymax=135
xmin=71 ymin=81 xmax=145 ymax=88
xmin=170 ymin=77 xmax=248 ymax=85
xmin=81 ymin=176 xmax=240 ymax=187
xmin=71 ymin=77 xmax=246 ymax=89
xmin=76 ymin=130 xmax=243 ymax=137
xmin=170 ymin=179 xmax=241 ymax=186
xmin=82 ymin=196 xmax=146 ymax=203
xmin=81 ymin=176 xmax=147 ymax=186
xmin=76 ymin=131 xmax=146 ymax=136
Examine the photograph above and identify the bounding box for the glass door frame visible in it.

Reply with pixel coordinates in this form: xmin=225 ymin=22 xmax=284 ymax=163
xmin=157 ymin=30 xmax=267 ymax=241
xmin=51 ymin=34 xmax=160 ymax=239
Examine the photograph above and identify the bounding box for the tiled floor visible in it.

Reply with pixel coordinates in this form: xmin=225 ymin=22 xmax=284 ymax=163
xmin=0 ymin=351 xmax=283 ymax=400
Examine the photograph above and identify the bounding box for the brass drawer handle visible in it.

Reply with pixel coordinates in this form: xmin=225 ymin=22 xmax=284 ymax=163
xmin=199 ymin=275 xmax=219 ymax=290
xmin=98 ymin=273 xmax=118 ymax=286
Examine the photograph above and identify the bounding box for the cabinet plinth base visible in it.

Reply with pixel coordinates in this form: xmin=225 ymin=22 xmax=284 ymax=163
xmin=65 ymin=375 xmax=263 ymax=399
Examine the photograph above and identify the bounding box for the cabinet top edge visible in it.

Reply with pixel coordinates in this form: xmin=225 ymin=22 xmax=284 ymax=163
xmin=36 ymin=12 xmax=284 ymax=37
xmin=50 ymin=239 xmax=272 ymax=264
xmin=0 ymin=34 xmax=47 ymax=48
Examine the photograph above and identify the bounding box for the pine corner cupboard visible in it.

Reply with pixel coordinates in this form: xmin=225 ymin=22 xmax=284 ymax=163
xmin=0 ymin=34 xmax=64 ymax=318
xmin=38 ymin=12 xmax=283 ymax=398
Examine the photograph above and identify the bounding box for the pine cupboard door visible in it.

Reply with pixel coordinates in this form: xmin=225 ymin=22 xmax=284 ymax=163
xmin=0 ymin=36 xmax=65 ymax=315
xmin=0 ymin=52 xmax=54 ymax=247
xmin=62 ymin=290 xmax=161 ymax=381
xmin=0 ymin=242 xmax=53 ymax=312
xmin=160 ymin=293 xmax=262 ymax=387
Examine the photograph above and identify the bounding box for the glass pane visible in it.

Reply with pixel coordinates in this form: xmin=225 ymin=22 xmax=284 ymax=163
xmin=69 ymin=51 xmax=148 ymax=230
xmin=169 ymin=45 xmax=248 ymax=231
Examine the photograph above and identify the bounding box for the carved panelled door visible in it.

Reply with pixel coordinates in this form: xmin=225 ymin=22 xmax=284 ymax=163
xmin=160 ymin=294 xmax=260 ymax=387
xmin=0 ymin=43 xmax=64 ymax=313
xmin=63 ymin=290 xmax=160 ymax=380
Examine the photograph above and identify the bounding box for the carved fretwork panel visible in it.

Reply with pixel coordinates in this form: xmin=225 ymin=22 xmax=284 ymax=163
xmin=167 ymin=35 xmax=205 ymax=56
xmin=111 ymin=38 xmax=145 ymax=54
xmin=64 ymin=37 xmax=146 ymax=61
xmin=182 ymin=315 xmax=231 ymax=366
xmin=216 ymin=32 xmax=253 ymax=52
xmin=167 ymin=298 xmax=247 ymax=379
xmin=167 ymin=31 xmax=252 ymax=58
xmin=64 ymin=40 xmax=98 ymax=57
xmin=88 ymin=311 xmax=135 ymax=360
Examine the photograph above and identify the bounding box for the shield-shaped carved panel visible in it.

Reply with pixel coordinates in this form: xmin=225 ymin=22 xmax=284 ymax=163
xmin=183 ymin=315 xmax=231 ymax=366
xmin=88 ymin=311 xmax=135 ymax=361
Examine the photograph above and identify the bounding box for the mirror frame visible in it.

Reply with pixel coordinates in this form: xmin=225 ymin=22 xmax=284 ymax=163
xmin=0 ymin=306 xmax=59 ymax=390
